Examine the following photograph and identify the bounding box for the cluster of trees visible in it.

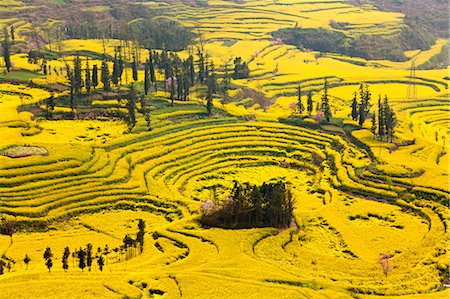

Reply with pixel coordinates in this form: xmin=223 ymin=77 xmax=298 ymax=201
xmin=200 ymin=181 xmax=294 ymax=229
xmin=374 ymin=95 xmax=397 ymax=142
xmin=232 ymin=57 xmax=250 ymax=79
xmin=63 ymin=7 xmax=194 ymax=51
xmin=42 ymin=244 xmax=105 ymax=273
xmin=0 ymin=219 xmax=145 ymax=275
xmin=350 ymin=84 xmax=372 ymax=126
xmin=350 ymin=84 xmax=397 ymax=142
xmin=272 ymin=25 xmax=435 ymax=62
xmin=295 ymin=79 xmax=332 ymax=122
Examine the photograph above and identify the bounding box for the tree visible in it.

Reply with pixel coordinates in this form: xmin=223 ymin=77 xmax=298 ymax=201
xmin=101 ymin=60 xmax=110 ymax=91
xmin=92 ymin=64 xmax=98 ymax=90
xmin=321 ymin=79 xmax=332 ymax=122
xmin=358 ymin=84 xmax=371 ymax=126
xmin=77 ymin=248 xmax=86 ymax=272
xmin=371 ymin=112 xmax=377 ymax=137
xmin=351 ymin=92 xmax=358 ymax=121
xmin=86 ymin=244 xmax=93 ymax=271
xmin=378 ymin=95 xmax=385 ymax=139
xmin=126 ymin=85 xmax=137 ymax=132
xmin=132 ymin=56 xmax=138 ymax=82
xmin=43 ymin=247 xmax=53 ymax=272
xmin=66 ymin=64 xmax=76 ymax=119
xmin=197 ymin=49 xmax=205 ymax=83
xmin=149 ymin=51 xmax=156 ymax=86
xmin=112 ymin=50 xmax=119 ymax=86
xmin=144 ymin=62 xmax=150 ymax=95
xmin=2 ymin=28 xmax=12 ymax=72
xmin=206 ymin=82 xmax=213 ymax=116
xmin=384 ymin=95 xmax=397 ymax=142
xmin=62 ymin=247 xmax=70 ymax=272
xmin=23 ymin=254 xmax=30 ymax=270
xmin=136 ymin=219 xmax=145 ymax=253
xmin=73 ymin=54 xmax=83 ymax=94
xmin=85 ymin=59 xmax=91 ymax=93
xmin=10 ymin=26 xmax=15 ymax=44
xmin=97 ymin=255 xmax=105 ymax=272
xmin=297 ymin=83 xmax=304 ymax=114
xmin=0 ymin=261 xmax=4 ymax=275
xmin=307 ymin=91 xmax=313 ymax=115
xmin=378 ymin=253 xmax=392 ymax=278
xmin=1 ymin=218 xmax=16 ymax=244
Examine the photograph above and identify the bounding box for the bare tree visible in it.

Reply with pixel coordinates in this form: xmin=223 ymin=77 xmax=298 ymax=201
xmin=378 ymin=253 xmax=392 ymax=278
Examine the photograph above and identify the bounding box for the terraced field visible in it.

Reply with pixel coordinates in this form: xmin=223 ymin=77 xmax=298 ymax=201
xmin=0 ymin=0 xmax=448 ymax=298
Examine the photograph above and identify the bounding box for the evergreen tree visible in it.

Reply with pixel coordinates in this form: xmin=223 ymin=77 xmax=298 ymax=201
xmin=132 ymin=57 xmax=138 ymax=82
xmin=351 ymin=92 xmax=358 ymax=121
xmin=86 ymin=244 xmax=93 ymax=271
xmin=198 ymin=49 xmax=205 ymax=83
xmin=23 ymin=254 xmax=30 ymax=270
xmin=378 ymin=95 xmax=385 ymax=139
xmin=62 ymin=247 xmax=70 ymax=272
xmin=206 ymin=79 xmax=213 ymax=116
xmin=307 ymin=91 xmax=313 ymax=115
xmin=77 ymin=248 xmax=86 ymax=272
xmin=92 ymin=65 xmax=98 ymax=90
xmin=384 ymin=95 xmax=397 ymax=142
xmin=149 ymin=51 xmax=156 ymax=84
xmin=144 ymin=62 xmax=150 ymax=95
xmin=321 ymin=79 xmax=332 ymax=122
xmin=126 ymin=85 xmax=137 ymax=132
xmin=0 ymin=261 xmax=4 ymax=275
xmin=112 ymin=50 xmax=119 ymax=85
xmin=10 ymin=26 xmax=15 ymax=44
xmin=2 ymin=28 xmax=12 ymax=72
xmin=101 ymin=60 xmax=110 ymax=91
xmin=43 ymin=247 xmax=53 ymax=272
xmin=297 ymin=83 xmax=304 ymax=114
xmin=358 ymin=99 xmax=365 ymax=127
xmin=371 ymin=113 xmax=377 ymax=137
xmin=188 ymin=55 xmax=195 ymax=85
xmin=66 ymin=64 xmax=76 ymax=119
xmin=73 ymin=54 xmax=83 ymax=94
xmin=97 ymin=255 xmax=105 ymax=272
xmin=85 ymin=59 xmax=91 ymax=93
xmin=136 ymin=219 xmax=145 ymax=253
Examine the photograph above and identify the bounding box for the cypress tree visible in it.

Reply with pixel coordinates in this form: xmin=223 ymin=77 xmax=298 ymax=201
xmin=206 ymin=83 xmax=213 ymax=116
xmin=378 ymin=95 xmax=385 ymax=139
xmin=144 ymin=62 xmax=150 ymax=95
xmin=66 ymin=64 xmax=76 ymax=119
xmin=85 ymin=59 xmax=91 ymax=93
xmin=86 ymin=244 xmax=93 ymax=271
xmin=126 ymin=85 xmax=137 ymax=132
xmin=101 ymin=60 xmax=110 ymax=91
xmin=10 ymin=26 xmax=15 ymax=44
xmin=132 ymin=57 xmax=138 ymax=82
xmin=77 ymin=248 xmax=86 ymax=272
xmin=73 ymin=54 xmax=83 ymax=94
xmin=351 ymin=92 xmax=358 ymax=121
xmin=92 ymin=65 xmax=98 ymax=90
xmin=43 ymin=247 xmax=53 ymax=272
xmin=112 ymin=50 xmax=119 ymax=85
xmin=307 ymin=91 xmax=313 ymax=115
xmin=2 ymin=28 xmax=12 ymax=72
xmin=198 ymin=49 xmax=205 ymax=83
xmin=62 ymin=247 xmax=70 ymax=272
xmin=371 ymin=113 xmax=377 ymax=137
xmin=97 ymin=255 xmax=105 ymax=272
xmin=149 ymin=51 xmax=155 ymax=84
xmin=321 ymin=79 xmax=332 ymax=122
xmin=188 ymin=55 xmax=195 ymax=85
xmin=297 ymin=83 xmax=304 ymax=114
xmin=136 ymin=219 xmax=145 ymax=253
